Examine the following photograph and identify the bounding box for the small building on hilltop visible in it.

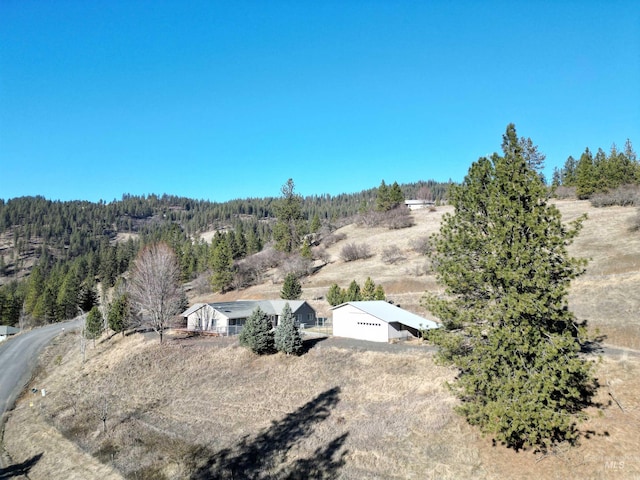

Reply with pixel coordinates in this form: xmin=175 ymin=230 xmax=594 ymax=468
xmin=181 ymin=300 xmax=317 ymax=336
xmin=332 ymin=301 xmax=439 ymax=343
xmin=404 ymin=199 xmax=435 ymax=210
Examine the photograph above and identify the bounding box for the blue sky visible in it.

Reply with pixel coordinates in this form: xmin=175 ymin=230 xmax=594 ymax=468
xmin=1 ymin=1 xmax=638 ymax=203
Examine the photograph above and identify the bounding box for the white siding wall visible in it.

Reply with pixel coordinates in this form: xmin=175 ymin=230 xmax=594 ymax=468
xmin=332 ymin=304 xmax=389 ymax=342
xmin=187 ymin=306 xmax=229 ymax=331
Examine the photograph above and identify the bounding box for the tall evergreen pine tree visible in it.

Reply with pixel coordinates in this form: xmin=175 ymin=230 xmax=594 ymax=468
xmin=424 ymin=124 xmax=596 ymax=451
xmin=274 ymin=302 xmax=303 ymax=355
xmin=281 ymin=273 xmax=302 ymax=300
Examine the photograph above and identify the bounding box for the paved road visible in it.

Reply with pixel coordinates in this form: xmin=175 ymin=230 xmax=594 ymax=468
xmin=0 ymin=317 xmax=82 ymax=424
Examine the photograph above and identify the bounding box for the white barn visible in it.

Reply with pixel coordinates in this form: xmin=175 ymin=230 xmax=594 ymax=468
xmin=181 ymin=300 xmax=317 ymax=336
xmin=332 ymin=301 xmax=439 ymax=343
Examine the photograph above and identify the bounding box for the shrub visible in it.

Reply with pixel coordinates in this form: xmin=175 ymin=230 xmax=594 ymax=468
xmin=278 ymin=254 xmax=313 ymax=279
xmin=405 ymin=261 xmax=431 ymax=277
xmin=340 ymin=243 xmax=371 ymax=262
xmin=553 ymin=185 xmax=577 ymax=199
xmin=381 ymin=245 xmax=405 ymax=265
xmin=590 ymin=185 xmax=640 ymax=207
xmin=312 ymin=246 xmax=330 ymax=264
xmin=410 ymin=236 xmax=432 ymax=255
xmin=322 ymin=232 xmax=346 ymax=247
xmin=384 ymin=207 xmax=414 ymax=229
xmin=356 ymin=207 xmax=414 ymax=229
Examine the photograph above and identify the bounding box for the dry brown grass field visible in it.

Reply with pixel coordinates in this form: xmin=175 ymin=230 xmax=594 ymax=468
xmin=3 ymin=199 xmax=640 ymax=479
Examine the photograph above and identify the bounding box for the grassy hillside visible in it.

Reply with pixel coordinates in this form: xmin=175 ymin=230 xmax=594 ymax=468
xmin=196 ymin=199 xmax=640 ymax=350
xmin=3 ymin=199 xmax=640 ymax=479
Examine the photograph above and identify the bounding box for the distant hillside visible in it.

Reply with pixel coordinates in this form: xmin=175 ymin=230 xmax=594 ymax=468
xmin=0 ymin=180 xmax=451 ymax=326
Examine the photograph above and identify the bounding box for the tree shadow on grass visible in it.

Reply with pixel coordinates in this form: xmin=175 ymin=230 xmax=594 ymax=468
xmin=301 ymin=335 xmax=328 ymax=354
xmin=188 ymin=387 xmax=348 ymax=479
xmin=0 ymin=452 xmax=43 ymax=480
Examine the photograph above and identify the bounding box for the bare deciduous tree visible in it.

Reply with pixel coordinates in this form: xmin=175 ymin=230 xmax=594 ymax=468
xmin=129 ymin=243 xmax=184 ymax=344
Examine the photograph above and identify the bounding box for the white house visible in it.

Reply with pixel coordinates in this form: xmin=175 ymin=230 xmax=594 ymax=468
xmin=0 ymin=325 xmax=20 ymax=342
xmin=332 ymin=301 xmax=439 ymax=343
xmin=181 ymin=300 xmax=317 ymax=336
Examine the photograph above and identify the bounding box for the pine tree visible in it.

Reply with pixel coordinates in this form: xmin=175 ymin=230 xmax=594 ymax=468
xmin=108 ymin=293 xmax=129 ymax=336
xmin=210 ymin=237 xmax=234 ymax=293
xmin=274 ymin=302 xmax=303 ymax=355
xmin=239 ymin=307 xmax=274 ymax=355
xmin=388 ymin=181 xmax=405 ymax=208
xmin=309 ymin=213 xmax=322 ymax=233
xmin=575 ymin=148 xmax=596 ymax=199
xmin=85 ymin=306 xmax=104 ymax=347
xmin=424 ymin=124 xmax=596 ymax=452
xmin=561 ymin=156 xmax=578 ymax=186
xmin=344 ymin=280 xmax=361 ymax=302
xmin=273 ymin=179 xmax=307 ymax=253
xmin=326 ymin=283 xmax=344 ymax=306
xmin=375 ymin=180 xmax=390 ymax=211
xmin=300 ymin=238 xmax=312 ymax=259
xmin=281 ymin=273 xmax=302 ymax=300
xmin=373 ymin=285 xmax=386 ymax=300
xmin=361 ymin=277 xmax=377 ymax=300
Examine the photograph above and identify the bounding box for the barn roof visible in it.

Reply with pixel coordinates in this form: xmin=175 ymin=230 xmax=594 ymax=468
xmin=332 ymin=301 xmax=439 ymax=330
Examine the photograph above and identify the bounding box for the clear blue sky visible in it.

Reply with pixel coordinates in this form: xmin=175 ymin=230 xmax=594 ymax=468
xmin=1 ymin=1 xmax=638 ymax=203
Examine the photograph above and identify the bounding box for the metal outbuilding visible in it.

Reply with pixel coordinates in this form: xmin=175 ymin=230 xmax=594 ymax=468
xmin=332 ymin=301 xmax=439 ymax=343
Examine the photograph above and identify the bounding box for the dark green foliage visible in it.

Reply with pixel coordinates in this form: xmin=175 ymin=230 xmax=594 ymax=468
xmin=77 ymin=282 xmax=98 ymax=313
xmin=344 ymin=280 xmax=361 ymax=302
xmin=327 ymin=278 xmax=385 ymax=306
xmin=376 ymin=180 xmax=405 ymax=212
xmin=373 ymin=285 xmax=386 ymax=300
xmin=274 ymin=303 xmax=303 ymax=355
xmin=300 ymin=238 xmax=312 ymax=259
xmin=557 ymin=140 xmax=639 ymax=199
xmin=326 ymin=283 xmax=344 ymax=306
xmin=0 ymin=281 xmax=24 ymax=326
xmin=424 ymin=124 xmax=596 ymax=452
xmin=209 ymin=237 xmax=234 ymax=293
xmin=85 ymin=306 xmax=104 ymax=344
xmin=280 ymin=273 xmax=302 ymax=300
xmin=575 ymin=148 xmax=596 ymax=199
xmin=239 ymin=307 xmax=275 ymax=355
xmin=108 ymin=293 xmax=129 ymax=336
xmin=273 ymin=179 xmax=307 ymax=253
xmin=361 ymin=277 xmax=386 ymax=301
xmin=361 ymin=277 xmax=377 ymax=301
xmin=309 ymin=213 xmax=322 ymax=233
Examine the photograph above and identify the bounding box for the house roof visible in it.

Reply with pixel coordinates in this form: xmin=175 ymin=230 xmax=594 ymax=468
xmin=181 ymin=300 xmax=312 ymax=320
xmin=0 ymin=325 xmax=20 ymax=335
xmin=181 ymin=303 xmax=207 ymax=317
xmin=332 ymin=301 xmax=439 ymax=330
